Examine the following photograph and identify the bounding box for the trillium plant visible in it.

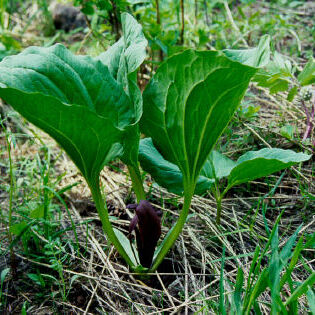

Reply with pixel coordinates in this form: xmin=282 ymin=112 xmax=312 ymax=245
xmin=0 ymin=14 xmax=310 ymax=273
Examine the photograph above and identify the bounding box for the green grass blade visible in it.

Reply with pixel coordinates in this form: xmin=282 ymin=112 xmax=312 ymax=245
xmin=280 ymin=235 xmax=304 ymax=289
xmin=270 ymin=225 xmax=281 ymax=315
xmin=219 ymin=246 xmax=226 ymax=315
xmin=233 ymin=267 xmax=244 ymax=315
xmin=253 ymin=213 xmax=283 ymax=276
xmin=245 ymin=268 xmax=268 ymax=314
xmin=306 ymin=287 xmax=315 ymax=315
xmin=284 ymin=272 xmax=315 ymax=307
xmin=279 ymin=224 xmax=302 ymax=271
xmin=253 ymin=301 xmax=262 ymax=314
xmin=244 ymin=245 xmax=260 ymax=308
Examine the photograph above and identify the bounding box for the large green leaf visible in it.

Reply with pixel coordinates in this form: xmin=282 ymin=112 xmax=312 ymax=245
xmin=141 ymin=50 xmax=257 ymax=187
xmin=0 ymin=44 xmax=134 ymax=128
xmin=139 ymin=138 xmax=213 ymax=195
xmin=0 ymin=88 xmax=123 ymax=184
xmin=227 ymin=148 xmax=311 ymax=189
xmin=96 ymin=13 xmax=147 ymax=166
xmin=96 ymin=12 xmax=147 ymax=115
xmin=223 ymin=35 xmax=270 ymax=68
xmin=298 ymin=58 xmax=315 ymax=86
xmin=96 ymin=12 xmax=147 ymax=89
xmin=195 ymin=148 xmax=311 ymax=191
xmin=0 ymin=44 xmax=132 ymax=184
xmin=253 ymin=51 xmax=293 ymax=94
xmin=200 ymin=150 xmax=236 ymax=180
xmin=0 ymin=21 xmax=146 ymax=270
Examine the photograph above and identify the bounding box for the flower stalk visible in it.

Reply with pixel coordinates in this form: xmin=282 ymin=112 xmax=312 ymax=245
xmin=89 ymin=179 xmax=135 ymax=268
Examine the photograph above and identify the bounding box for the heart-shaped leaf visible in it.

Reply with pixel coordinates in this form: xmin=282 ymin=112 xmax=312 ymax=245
xmin=141 ymin=50 xmax=257 ymax=189
xmin=227 ymin=148 xmax=311 ymax=189
xmin=0 ymin=44 xmax=132 ymax=184
xmin=198 ymin=148 xmax=311 ymax=189
xmin=139 ymin=137 xmax=213 ymax=195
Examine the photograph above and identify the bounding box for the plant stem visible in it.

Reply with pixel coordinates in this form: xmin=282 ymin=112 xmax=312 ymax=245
xmin=43 ymin=181 xmax=49 ymax=237
xmin=194 ymin=0 xmax=198 ymax=25
xmin=301 ymin=99 xmax=314 ymax=141
xmin=6 ymin=136 xmax=13 ymax=239
xmin=155 ymin=0 xmax=163 ymax=61
xmin=110 ymin=0 xmax=121 ymax=40
xmin=223 ymin=0 xmax=248 ymax=47
xmin=127 ymin=164 xmax=146 ymax=203
xmin=180 ymin=0 xmax=185 ymax=45
xmin=155 ymin=0 xmax=160 ymax=25
xmin=4 ymin=125 xmax=17 ymax=276
xmin=150 ymin=184 xmax=194 ymax=272
xmin=215 ymin=186 xmax=229 ymax=225
xmin=204 ymin=0 xmax=210 ymax=26
xmin=0 ymin=0 xmax=7 ymax=30
xmin=216 ymin=197 xmax=223 ymax=225
xmin=89 ymin=180 xmax=135 ymax=268
xmin=43 ymin=155 xmax=50 ymax=237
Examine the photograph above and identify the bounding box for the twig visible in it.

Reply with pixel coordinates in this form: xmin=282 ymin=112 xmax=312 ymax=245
xmin=180 ymin=0 xmax=185 ymax=45
xmin=223 ymin=1 xmax=248 ymax=47
xmin=301 ymin=99 xmax=314 ymax=142
xmin=242 ymin=122 xmax=272 ymax=148
xmin=155 ymin=271 xmax=176 ymax=309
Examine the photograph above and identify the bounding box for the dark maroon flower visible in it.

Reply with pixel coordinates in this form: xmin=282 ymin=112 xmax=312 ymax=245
xmin=128 ymin=200 xmax=162 ymax=268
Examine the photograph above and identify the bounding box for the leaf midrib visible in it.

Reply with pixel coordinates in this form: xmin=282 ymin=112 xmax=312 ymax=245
xmin=190 ymin=80 xmax=246 ymax=181
xmin=49 ymin=50 xmax=96 ymax=111
xmin=159 ymin=56 xmax=230 ymax=183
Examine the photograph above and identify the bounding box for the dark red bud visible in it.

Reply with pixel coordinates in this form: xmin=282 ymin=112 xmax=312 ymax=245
xmin=128 ymin=200 xmax=162 ymax=268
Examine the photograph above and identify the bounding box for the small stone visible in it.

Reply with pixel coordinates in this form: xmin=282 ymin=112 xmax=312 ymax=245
xmin=52 ymin=4 xmax=86 ymax=33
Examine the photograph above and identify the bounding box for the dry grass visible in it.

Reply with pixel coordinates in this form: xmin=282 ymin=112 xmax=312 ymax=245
xmin=0 ymin=82 xmax=314 ymax=314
